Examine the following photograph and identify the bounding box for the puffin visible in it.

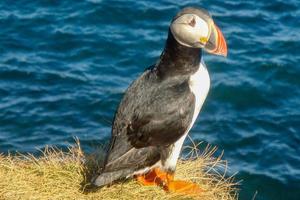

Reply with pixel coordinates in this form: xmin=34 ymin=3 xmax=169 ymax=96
xmin=93 ymin=7 xmax=227 ymax=194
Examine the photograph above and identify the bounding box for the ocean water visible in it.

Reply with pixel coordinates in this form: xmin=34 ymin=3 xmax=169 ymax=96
xmin=0 ymin=0 xmax=299 ymax=199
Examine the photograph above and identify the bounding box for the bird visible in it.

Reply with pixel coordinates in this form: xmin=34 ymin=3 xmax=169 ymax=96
xmin=92 ymin=7 xmax=227 ymax=194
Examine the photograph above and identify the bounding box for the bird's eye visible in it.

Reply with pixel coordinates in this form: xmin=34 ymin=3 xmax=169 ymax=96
xmin=188 ymin=18 xmax=196 ymax=27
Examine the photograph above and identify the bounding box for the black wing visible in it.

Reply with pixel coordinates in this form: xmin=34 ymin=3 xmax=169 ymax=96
xmin=103 ymin=69 xmax=194 ymax=170
xmin=126 ymin=95 xmax=194 ymax=148
xmin=125 ymin=72 xmax=195 ymax=148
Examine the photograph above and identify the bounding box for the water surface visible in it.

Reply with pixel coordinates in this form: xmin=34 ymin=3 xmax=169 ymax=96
xmin=0 ymin=0 xmax=299 ymax=199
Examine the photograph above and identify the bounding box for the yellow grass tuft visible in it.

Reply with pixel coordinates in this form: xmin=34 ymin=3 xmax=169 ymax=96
xmin=0 ymin=138 xmax=238 ymax=200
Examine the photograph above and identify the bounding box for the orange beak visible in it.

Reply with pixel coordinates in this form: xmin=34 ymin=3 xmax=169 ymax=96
xmin=204 ymin=23 xmax=228 ymax=57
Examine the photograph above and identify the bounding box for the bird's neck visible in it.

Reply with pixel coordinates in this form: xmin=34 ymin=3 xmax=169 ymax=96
xmin=156 ymin=30 xmax=202 ymax=78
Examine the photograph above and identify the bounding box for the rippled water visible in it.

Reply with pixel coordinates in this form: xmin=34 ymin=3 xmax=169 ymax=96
xmin=0 ymin=0 xmax=299 ymax=199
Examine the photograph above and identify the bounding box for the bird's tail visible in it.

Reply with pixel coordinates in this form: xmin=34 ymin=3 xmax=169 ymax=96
xmin=92 ymin=169 xmax=131 ymax=187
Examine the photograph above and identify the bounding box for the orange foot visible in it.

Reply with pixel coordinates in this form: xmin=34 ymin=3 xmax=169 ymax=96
xmin=136 ymin=168 xmax=202 ymax=196
xmin=162 ymin=172 xmax=202 ymax=195
xmin=165 ymin=180 xmax=202 ymax=195
xmin=135 ymin=168 xmax=168 ymax=186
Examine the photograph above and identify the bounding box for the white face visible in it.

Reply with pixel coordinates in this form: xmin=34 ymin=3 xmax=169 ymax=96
xmin=170 ymin=14 xmax=211 ymax=48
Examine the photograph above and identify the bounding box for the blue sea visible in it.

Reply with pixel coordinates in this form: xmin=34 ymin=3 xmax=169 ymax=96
xmin=0 ymin=0 xmax=299 ymax=199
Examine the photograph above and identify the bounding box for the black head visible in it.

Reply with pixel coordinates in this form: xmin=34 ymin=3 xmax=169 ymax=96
xmin=170 ymin=7 xmax=227 ymax=56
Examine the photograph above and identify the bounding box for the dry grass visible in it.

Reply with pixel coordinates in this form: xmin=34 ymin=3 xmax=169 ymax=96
xmin=0 ymin=138 xmax=238 ymax=200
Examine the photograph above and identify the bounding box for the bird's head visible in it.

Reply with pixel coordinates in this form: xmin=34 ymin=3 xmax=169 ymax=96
xmin=170 ymin=7 xmax=227 ymax=57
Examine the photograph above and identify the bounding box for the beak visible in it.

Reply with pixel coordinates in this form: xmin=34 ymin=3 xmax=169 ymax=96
xmin=204 ymin=23 xmax=227 ymax=57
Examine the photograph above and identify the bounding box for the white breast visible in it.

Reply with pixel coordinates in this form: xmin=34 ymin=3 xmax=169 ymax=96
xmin=189 ymin=60 xmax=211 ymax=125
xmin=162 ymin=60 xmax=210 ymax=170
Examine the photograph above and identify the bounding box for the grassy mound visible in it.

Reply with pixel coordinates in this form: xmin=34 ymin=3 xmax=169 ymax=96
xmin=0 ymin=139 xmax=238 ymax=200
